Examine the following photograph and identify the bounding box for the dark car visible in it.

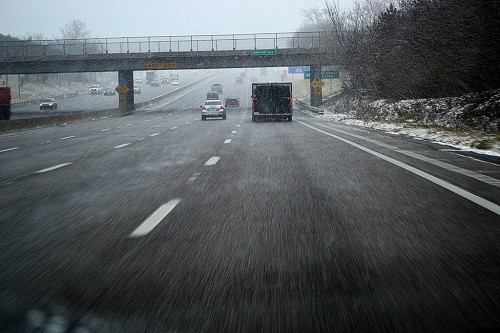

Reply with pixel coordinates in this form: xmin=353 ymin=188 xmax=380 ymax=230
xmin=150 ymin=80 xmax=160 ymax=87
xmin=236 ymin=76 xmax=244 ymax=84
xmin=224 ymin=96 xmax=240 ymax=107
xmin=207 ymin=92 xmax=219 ymax=100
xmin=102 ymin=87 xmax=116 ymax=96
xmin=39 ymin=98 xmax=57 ymax=110
xmin=160 ymin=78 xmax=169 ymax=85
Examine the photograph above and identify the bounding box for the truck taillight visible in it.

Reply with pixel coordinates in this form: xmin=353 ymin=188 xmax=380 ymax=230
xmin=289 ymin=96 xmax=293 ymax=105
xmin=252 ymin=97 xmax=255 ymax=105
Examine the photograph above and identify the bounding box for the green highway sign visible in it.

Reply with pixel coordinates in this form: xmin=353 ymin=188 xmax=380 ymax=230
xmin=250 ymin=49 xmax=277 ymax=56
xmin=304 ymin=71 xmax=339 ymax=79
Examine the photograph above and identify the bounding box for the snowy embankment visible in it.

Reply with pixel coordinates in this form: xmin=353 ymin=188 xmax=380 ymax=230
xmin=306 ymin=89 xmax=500 ymax=156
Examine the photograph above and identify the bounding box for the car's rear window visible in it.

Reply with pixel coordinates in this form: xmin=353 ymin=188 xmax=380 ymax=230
xmin=204 ymin=101 xmax=222 ymax=105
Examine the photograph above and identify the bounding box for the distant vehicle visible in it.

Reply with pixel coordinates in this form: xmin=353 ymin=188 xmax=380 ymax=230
xmin=224 ymin=96 xmax=240 ymax=107
xmin=39 ymin=98 xmax=57 ymax=110
xmin=88 ymin=85 xmax=102 ymax=95
xmin=134 ymin=79 xmax=143 ymax=84
xmin=145 ymin=71 xmax=156 ymax=84
xmin=252 ymin=82 xmax=293 ymax=121
xmin=169 ymin=73 xmax=179 ymax=81
xmin=211 ymin=84 xmax=223 ymax=94
xmin=201 ymin=100 xmax=226 ymax=120
xmin=235 ymin=76 xmax=244 ymax=84
xmin=160 ymin=78 xmax=169 ymax=84
xmin=206 ymin=92 xmax=219 ymax=100
xmin=171 ymin=81 xmax=180 ymax=86
xmin=240 ymin=72 xmax=246 ymax=78
xmin=0 ymin=87 xmax=11 ymax=120
xmin=133 ymin=85 xmax=141 ymax=94
xmin=102 ymin=87 xmax=116 ymax=96
xmin=150 ymin=80 xmax=160 ymax=87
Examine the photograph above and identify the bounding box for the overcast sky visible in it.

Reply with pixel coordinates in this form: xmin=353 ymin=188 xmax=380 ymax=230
xmin=1 ymin=0 xmax=353 ymax=39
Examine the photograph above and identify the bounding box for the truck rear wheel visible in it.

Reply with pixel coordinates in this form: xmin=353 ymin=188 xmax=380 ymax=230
xmin=288 ymin=116 xmax=293 ymax=122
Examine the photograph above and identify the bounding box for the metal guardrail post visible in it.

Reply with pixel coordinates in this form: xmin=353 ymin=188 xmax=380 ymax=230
xmin=211 ymin=35 xmax=214 ymax=51
xmin=233 ymin=35 xmax=235 ymax=50
xmin=169 ymin=36 xmax=172 ymax=52
xmin=254 ymin=34 xmax=257 ymax=49
xmin=84 ymin=38 xmax=87 ymax=54
xmin=190 ymin=36 xmax=193 ymax=51
xmin=127 ymin=37 xmax=129 ymax=53
xmin=275 ymin=33 xmax=278 ymax=49
xmin=148 ymin=37 xmax=150 ymax=52
xmin=105 ymin=38 xmax=108 ymax=53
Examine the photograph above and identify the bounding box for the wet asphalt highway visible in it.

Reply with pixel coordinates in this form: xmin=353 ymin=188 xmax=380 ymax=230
xmin=0 ymin=72 xmax=499 ymax=332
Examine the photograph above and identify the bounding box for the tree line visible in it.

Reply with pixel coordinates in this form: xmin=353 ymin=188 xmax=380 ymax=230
xmin=301 ymin=0 xmax=500 ymax=99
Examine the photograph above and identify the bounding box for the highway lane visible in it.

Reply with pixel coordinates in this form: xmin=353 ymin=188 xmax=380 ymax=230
xmin=0 ymin=73 xmax=499 ymax=332
xmin=9 ymin=70 xmax=214 ymax=119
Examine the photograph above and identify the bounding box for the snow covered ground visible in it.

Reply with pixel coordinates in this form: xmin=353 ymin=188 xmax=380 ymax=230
xmin=300 ymin=107 xmax=500 ymax=157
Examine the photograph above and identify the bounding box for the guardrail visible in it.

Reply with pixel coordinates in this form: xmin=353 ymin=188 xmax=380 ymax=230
xmin=11 ymin=91 xmax=79 ymax=108
xmin=0 ymin=31 xmax=325 ymax=57
xmin=295 ymin=99 xmax=325 ymax=114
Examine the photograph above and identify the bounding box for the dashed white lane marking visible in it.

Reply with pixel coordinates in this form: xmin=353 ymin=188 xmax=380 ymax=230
xmin=127 ymin=123 xmax=133 ymax=126
xmin=236 ymin=125 xmax=241 ymax=127
xmin=231 ymin=131 xmax=237 ymax=134
xmin=149 ymin=133 xmax=160 ymax=137
xmin=224 ymin=139 xmax=232 ymax=144
xmin=298 ymin=121 xmax=500 ymax=216
xmin=35 ymin=163 xmax=73 ymax=174
xmin=100 ymin=128 xmax=110 ymax=132
xmin=0 ymin=147 xmax=19 ymax=153
xmin=171 ymin=127 xmax=178 ymax=129
xmin=157 ymin=117 xmax=163 ymax=119
xmin=114 ymin=143 xmax=131 ymax=149
xmin=138 ymin=138 xmax=145 ymax=141
xmin=145 ymin=120 xmax=150 ymax=122
xmin=188 ymin=172 xmax=202 ymax=181
xmin=60 ymin=136 xmax=75 ymax=140
xmin=129 ymin=198 xmax=182 ymax=238
xmin=205 ymin=156 xmax=220 ymax=166
xmin=185 ymin=122 xmax=190 ymax=124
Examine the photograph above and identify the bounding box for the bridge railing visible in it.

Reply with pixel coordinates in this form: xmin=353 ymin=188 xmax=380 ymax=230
xmin=0 ymin=32 xmax=325 ymax=57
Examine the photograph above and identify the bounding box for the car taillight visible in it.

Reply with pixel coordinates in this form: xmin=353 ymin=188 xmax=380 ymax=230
xmin=219 ymin=106 xmax=225 ymax=111
xmin=201 ymin=106 xmax=206 ymax=111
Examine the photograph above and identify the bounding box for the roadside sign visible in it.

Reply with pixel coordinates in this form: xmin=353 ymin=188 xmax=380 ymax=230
xmin=250 ymin=49 xmax=277 ymax=56
xmin=304 ymin=71 xmax=339 ymax=80
xmin=288 ymin=66 xmax=310 ymax=74
xmin=115 ymin=83 xmax=129 ymax=94
xmin=310 ymin=78 xmax=325 ymax=90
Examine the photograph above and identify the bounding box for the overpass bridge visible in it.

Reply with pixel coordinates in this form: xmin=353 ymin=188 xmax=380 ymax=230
xmin=0 ymin=32 xmax=335 ymax=109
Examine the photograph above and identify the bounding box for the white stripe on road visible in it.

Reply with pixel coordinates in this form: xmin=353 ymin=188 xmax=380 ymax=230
xmin=100 ymin=128 xmax=110 ymax=132
xmin=127 ymin=123 xmax=133 ymax=126
xmin=224 ymin=139 xmax=232 ymax=144
xmin=129 ymin=199 xmax=182 ymax=237
xmin=35 ymin=163 xmax=73 ymax=174
xmin=114 ymin=143 xmax=131 ymax=149
xmin=149 ymin=133 xmax=160 ymax=137
xmin=231 ymin=131 xmax=237 ymax=134
xmin=0 ymin=147 xmax=19 ymax=153
xmin=314 ymin=122 xmax=500 ymax=188
xmin=188 ymin=173 xmax=201 ymax=181
xmin=298 ymin=121 xmax=500 ymax=216
xmin=171 ymin=127 xmax=178 ymax=129
xmin=236 ymin=125 xmax=241 ymax=127
xmin=137 ymin=138 xmax=145 ymax=141
xmin=60 ymin=136 xmax=75 ymax=140
xmin=205 ymin=156 xmax=220 ymax=166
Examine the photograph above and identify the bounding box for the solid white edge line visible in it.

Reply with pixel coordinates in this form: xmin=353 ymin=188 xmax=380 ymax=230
xmin=0 ymin=147 xmax=19 ymax=153
xmin=60 ymin=136 xmax=75 ymax=140
xmin=129 ymin=198 xmax=182 ymax=237
xmin=35 ymin=163 xmax=73 ymax=174
xmin=314 ymin=122 xmax=500 ymax=188
xmin=297 ymin=121 xmax=500 ymax=216
xmin=205 ymin=156 xmax=220 ymax=166
xmin=224 ymin=139 xmax=232 ymax=144
xmin=114 ymin=143 xmax=131 ymax=149
xmin=100 ymin=128 xmax=110 ymax=132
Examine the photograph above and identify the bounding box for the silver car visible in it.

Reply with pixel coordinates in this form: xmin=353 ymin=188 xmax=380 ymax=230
xmin=201 ymin=100 xmax=226 ymax=120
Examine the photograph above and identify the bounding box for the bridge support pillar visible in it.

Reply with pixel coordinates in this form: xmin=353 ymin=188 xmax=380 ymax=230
xmin=118 ymin=70 xmax=135 ymax=112
xmin=310 ymin=65 xmax=322 ymax=107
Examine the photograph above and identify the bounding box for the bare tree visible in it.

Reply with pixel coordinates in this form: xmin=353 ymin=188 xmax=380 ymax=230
xmin=59 ymin=19 xmax=90 ymax=39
